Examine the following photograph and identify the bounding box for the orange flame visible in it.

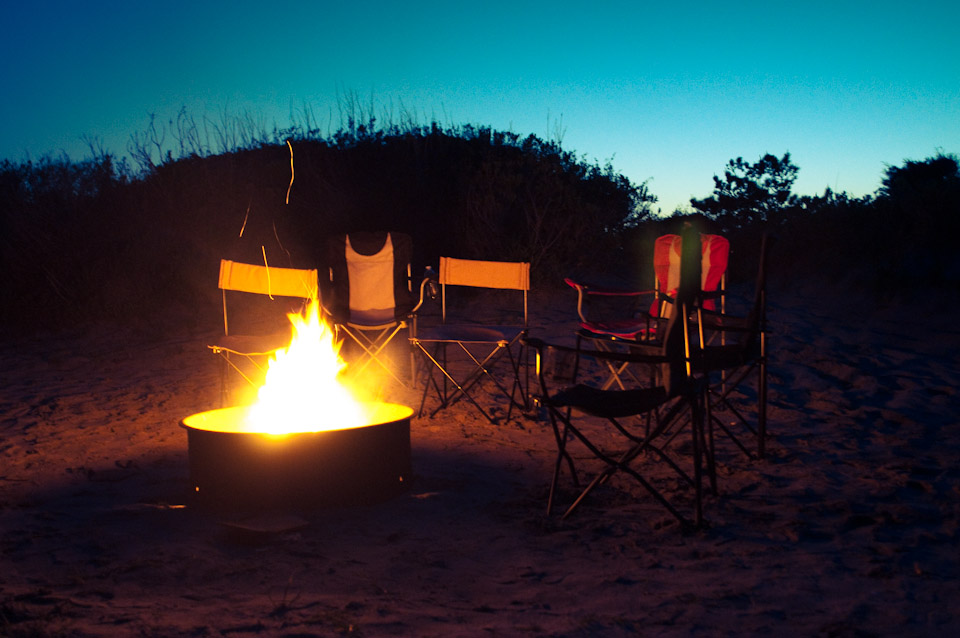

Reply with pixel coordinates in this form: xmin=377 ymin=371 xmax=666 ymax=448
xmin=245 ymin=298 xmax=368 ymax=434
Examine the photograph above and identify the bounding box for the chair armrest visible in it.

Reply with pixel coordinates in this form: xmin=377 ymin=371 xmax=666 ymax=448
xmin=697 ymin=309 xmax=753 ymax=332
xmin=700 ymin=289 xmax=725 ymax=300
xmin=565 ymin=277 xmax=657 ymax=327
xmin=523 ymin=336 xmax=666 ymax=365
xmin=410 ymin=267 xmax=439 ymax=315
xmin=564 ymin=277 xmax=655 ymax=298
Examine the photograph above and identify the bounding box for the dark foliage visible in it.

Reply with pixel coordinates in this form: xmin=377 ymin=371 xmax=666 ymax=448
xmin=687 ymin=151 xmax=960 ymax=299
xmin=2 ymin=124 xmax=957 ymax=338
xmin=690 ymin=153 xmax=800 ymax=231
xmin=0 ymin=125 xmax=654 ymax=336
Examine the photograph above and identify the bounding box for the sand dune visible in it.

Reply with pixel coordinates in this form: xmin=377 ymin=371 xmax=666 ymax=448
xmin=2 ymin=286 xmax=958 ymax=636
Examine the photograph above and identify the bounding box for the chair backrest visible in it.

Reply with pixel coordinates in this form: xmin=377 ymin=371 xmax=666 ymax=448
xmin=696 ymin=233 xmax=768 ymax=356
xmin=326 ymin=231 xmax=414 ymax=325
xmin=550 ymin=230 xmax=697 ymax=399
xmin=651 ymin=233 xmax=729 ymax=317
xmin=438 ymin=256 xmax=530 ymax=325
xmin=219 ymin=259 xmax=318 ymax=298
xmin=662 ymin=224 xmax=702 ymax=392
xmin=217 ymin=259 xmax=318 ymax=335
xmin=742 ymin=232 xmax=769 ymax=352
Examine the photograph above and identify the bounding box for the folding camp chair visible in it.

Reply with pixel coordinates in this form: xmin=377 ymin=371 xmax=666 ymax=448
xmin=323 ymin=231 xmax=418 ymax=386
xmin=209 ymin=259 xmax=319 ymax=406
xmin=564 ymin=278 xmax=658 ymax=391
xmin=694 ymin=233 xmax=769 ymax=459
xmin=411 ymin=257 xmax=530 ymax=424
xmin=566 ymin=232 xmax=729 ymax=390
xmin=649 ymin=233 xmax=728 ymax=320
xmin=527 ymin=226 xmax=709 ymax=528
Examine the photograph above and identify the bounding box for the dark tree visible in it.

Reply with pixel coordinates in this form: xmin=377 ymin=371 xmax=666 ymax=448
xmin=874 ymin=153 xmax=960 ymax=287
xmin=877 ymin=152 xmax=960 ymax=214
xmin=690 ymin=152 xmax=799 ymax=230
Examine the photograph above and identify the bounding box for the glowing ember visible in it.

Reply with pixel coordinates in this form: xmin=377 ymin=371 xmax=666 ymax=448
xmin=246 ymin=298 xmax=367 ymax=434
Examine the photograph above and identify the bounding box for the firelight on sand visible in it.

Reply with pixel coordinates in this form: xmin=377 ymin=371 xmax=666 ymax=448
xmin=246 ymin=298 xmax=368 ymax=434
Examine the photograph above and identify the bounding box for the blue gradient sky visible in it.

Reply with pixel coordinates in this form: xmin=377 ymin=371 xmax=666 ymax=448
xmin=2 ymin=0 xmax=957 ymax=214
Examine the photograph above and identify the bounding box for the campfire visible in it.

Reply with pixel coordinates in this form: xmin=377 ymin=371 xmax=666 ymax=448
xmin=180 ymin=298 xmax=413 ymax=513
xmin=246 ymin=298 xmax=368 ymax=434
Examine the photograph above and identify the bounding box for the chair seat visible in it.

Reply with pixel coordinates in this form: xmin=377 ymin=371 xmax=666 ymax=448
xmin=415 ymin=324 xmax=524 ymax=344
xmin=551 ymin=384 xmax=668 ymax=418
xmin=578 ymin=319 xmax=654 ymax=341
xmin=412 ymin=256 xmax=530 ymax=424
xmin=344 ymin=307 xmax=401 ymax=328
xmin=209 ymin=330 xmax=292 ymax=356
xmin=698 ymin=311 xmax=751 ymax=332
xmin=696 ymin=343 xmax=756 ymax=371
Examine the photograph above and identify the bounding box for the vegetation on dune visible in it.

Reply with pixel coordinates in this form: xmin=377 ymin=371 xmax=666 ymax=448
xmin=686 ymin=150 xmax=960 ymax=292
xmin=0 ymin=113 xmax=653 ymax=335
xmin=0 ymin=108 xmax=957 ymax=337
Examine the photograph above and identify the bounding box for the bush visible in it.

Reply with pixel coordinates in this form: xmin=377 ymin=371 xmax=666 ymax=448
xmin=0 ymin=122 xmax=654 ymax=337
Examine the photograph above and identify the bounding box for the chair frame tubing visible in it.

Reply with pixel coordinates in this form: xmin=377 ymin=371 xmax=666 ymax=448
xmin=412 ymin=257 xmax=531 ymax=425
xmin=412 ymin=336 xmax=527 ymax=424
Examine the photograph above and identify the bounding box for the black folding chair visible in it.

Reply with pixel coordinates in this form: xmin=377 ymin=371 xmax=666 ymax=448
xmin=526 ymin=308 xmax=707 ymax=528
xmin=526 ymin=227 xmax=710 ymax=528
xmin=694 ymin=233 xmax=770 ymax=459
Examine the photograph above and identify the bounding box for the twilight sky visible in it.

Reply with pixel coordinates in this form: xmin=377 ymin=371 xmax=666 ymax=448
xmin=2 ymin=0 xmax=958 ymax=214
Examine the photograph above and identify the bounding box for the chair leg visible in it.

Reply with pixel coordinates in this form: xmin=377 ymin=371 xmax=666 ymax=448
xmin=340 ymin=324 xmax=408 ymax=386
xmin=409 ymin=326 xmax=418 ymax=383
xmin=758 ymin=354 xmax=767 ymax=459
xmin=504 ymin=344 xmax=530 ymax=422
xmin=547 ymin=415 xmax=577 ymax=516
xmin=415 ymin=342 xmax=442 ymax=417
xmin=219 ymin=355 xmax=229 ymax=408
xmin=414 ymin=341 xmax=499 ymax=424
xmin=708 ymin=364 xmax=759 ymax=461
xmin=558 ymin=414 xmax=696 ymax=527
xmin=416 ymin=359 xmax=434 ymax=417
xmin=690 ymin=393 xmax=704 ymax=528
xmin=415 ymin=338 xmax=528 ymax=425
xmin=704 ymin=382 xmax=718 ymax=496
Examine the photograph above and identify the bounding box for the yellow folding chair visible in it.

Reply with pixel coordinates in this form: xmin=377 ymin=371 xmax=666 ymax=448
xmin=411 ymin=257 xmax=530 ymax=424
xmin=208 ymin=259 xmax=318 ymax=405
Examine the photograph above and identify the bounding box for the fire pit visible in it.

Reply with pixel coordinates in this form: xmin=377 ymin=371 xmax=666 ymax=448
xmin=180 ymin=402 xmax=413 ymax=513
xmin=184 ymin=296 xmax=414 ymax=512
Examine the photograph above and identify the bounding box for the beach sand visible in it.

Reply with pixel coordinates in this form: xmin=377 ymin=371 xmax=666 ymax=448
xmin=2 ymin=286 xmax=959 ymax=637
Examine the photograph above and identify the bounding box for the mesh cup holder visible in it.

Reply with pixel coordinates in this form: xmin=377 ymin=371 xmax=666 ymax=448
xmin=543 ymin=345 xmax=579 ymax=385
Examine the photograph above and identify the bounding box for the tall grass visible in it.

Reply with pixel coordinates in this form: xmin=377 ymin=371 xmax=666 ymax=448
xmin=0 ymin=108 xmax=655 ymax=337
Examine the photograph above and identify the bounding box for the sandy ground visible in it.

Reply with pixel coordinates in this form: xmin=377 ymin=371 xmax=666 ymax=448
xmin=2 ymin=286 xmax=959 ymax=637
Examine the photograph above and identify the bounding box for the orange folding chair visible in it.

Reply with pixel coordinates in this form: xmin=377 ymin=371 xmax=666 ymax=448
xmin=208 ymin=259 xmax=319 ymax=406
xmin=411 ymin=257 xmax=530 ymax=424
